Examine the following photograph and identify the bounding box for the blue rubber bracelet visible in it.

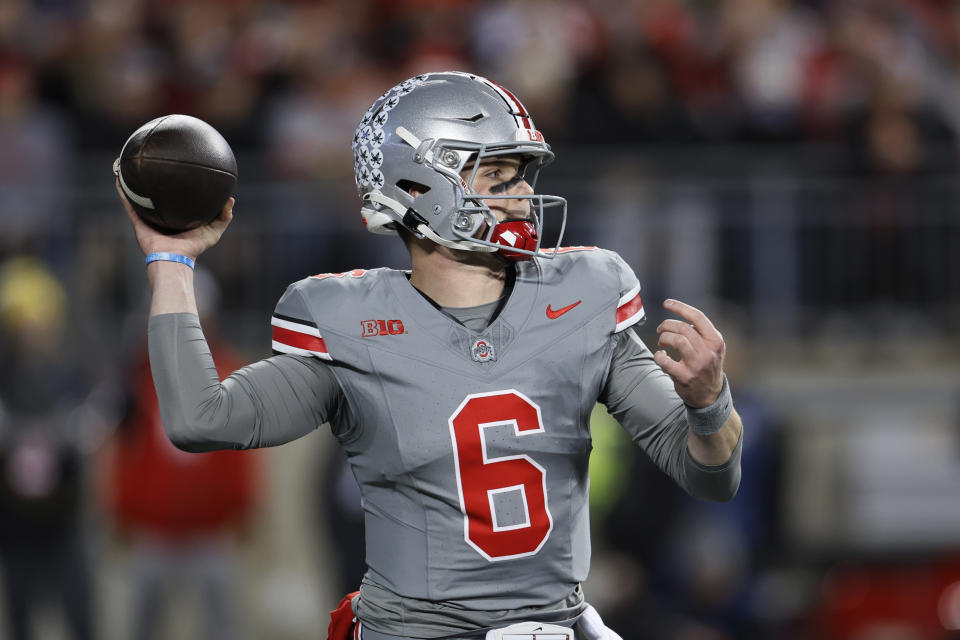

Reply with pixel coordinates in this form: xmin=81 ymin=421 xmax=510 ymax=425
xmin=145 ymin=252 xmax=195 ymax=270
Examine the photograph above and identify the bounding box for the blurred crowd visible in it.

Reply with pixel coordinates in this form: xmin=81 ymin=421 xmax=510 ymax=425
xmin=3 ymin=0 xmax=960 ymax=165
xmin=1 ymin=0 xmax=960 ymax=639
xmin=1 ymin=0 xmax=959 ymax=329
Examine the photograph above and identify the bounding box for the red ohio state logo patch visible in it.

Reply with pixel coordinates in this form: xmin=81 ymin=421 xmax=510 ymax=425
xmin=361 ymin=319 xmax=405 ymax=337
xmin=471 ymin=338 xmax=496 ymax=362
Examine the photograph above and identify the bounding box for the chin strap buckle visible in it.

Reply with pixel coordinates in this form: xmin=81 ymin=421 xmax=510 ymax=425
xmin=401 ymin=209 xmax=429 ymax=237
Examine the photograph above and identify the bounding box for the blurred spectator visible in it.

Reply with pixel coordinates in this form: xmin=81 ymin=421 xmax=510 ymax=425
xmin=102 ymin=269 xmax=261 ymax=640
xmin=0 ymin=255 xmax=110 ymax=640
xmin=264 ymin=59 xmax=381 ymax=180
xmin=469 ymin=0 xmax=595 ymax=136
xmin=720 ymin=0 xmax=826 ymax=141
xmin=0 ymin=52 xmax=72 ymax=259
xmin=69 ymin=0 xmax=167 ymax=149
xmin=813 ymin=560 xmax=960 ymax=640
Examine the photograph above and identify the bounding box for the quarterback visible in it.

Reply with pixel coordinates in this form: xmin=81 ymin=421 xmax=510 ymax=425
xmin=117 ymin=72 xmax=743 ymax=640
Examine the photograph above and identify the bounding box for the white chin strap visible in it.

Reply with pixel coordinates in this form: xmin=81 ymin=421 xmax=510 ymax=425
xmin=420 ymin=225 xmax=498 ymax=253
xmin=367 ymin=125 xmax=494 ymax=253
xmin=364 ymin=192 xmax=497 ymax=253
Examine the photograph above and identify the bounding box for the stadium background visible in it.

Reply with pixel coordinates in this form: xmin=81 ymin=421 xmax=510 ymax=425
xmin=2 ymin=0 xmax=960 ymax=638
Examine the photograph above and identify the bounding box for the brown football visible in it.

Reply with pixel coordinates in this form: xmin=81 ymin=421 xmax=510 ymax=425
xmin=115 ymin=114 xmax=237 ymax=233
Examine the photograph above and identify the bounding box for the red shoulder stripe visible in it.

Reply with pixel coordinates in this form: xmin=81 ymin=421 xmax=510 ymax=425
xmin=272 ymin=325 xmax=330 ymax=358
xmin=615 ymin=292 xmax=645 ymax=332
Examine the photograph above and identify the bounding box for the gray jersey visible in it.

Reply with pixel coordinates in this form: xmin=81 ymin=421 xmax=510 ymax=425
xmin=271 ymin=248 xmax=647 ymax=608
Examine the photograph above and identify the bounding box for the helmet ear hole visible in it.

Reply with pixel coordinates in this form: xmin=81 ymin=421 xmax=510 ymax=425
xmin=397 ymin=180 xmax=431 ymax=197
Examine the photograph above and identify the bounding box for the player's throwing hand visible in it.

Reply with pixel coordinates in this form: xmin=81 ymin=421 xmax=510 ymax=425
xmin=116 ymin=179 xmax=234 ymax=260
xmin=653 ymin=299 xmax=726 ymax=409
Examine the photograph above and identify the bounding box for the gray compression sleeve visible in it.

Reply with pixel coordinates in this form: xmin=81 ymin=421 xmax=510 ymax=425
xmin=148 ymin=313 xmax=343 ymax=452
xmin=600 ymin=328 xmax=742 ymax=502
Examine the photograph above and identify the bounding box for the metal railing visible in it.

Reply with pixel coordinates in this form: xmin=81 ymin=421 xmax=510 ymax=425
xmin=5 ymin=146 xmax=958 ymax=358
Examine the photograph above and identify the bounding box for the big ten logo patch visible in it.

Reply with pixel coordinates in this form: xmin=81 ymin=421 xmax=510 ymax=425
xmin=361 ymin=319 xmax=406 ymax=337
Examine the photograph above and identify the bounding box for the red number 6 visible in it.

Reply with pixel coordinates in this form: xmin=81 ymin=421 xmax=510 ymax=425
xmin=448 ymin=390 xmax=553 ymax=561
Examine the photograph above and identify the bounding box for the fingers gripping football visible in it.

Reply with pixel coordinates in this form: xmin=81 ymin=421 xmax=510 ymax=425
xmin=653 ymin=299 xmax=726 ymax=409
xmin=117 ymin=179 xmax=234 ymax=260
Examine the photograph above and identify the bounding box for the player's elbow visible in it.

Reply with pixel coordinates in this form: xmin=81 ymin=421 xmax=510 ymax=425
xmin=695 ymin=470 xmax=741 ymax=503
xmin=163 ymin=418 xmax=215 ymax=452
xmin=159 ymin=408 xmax=234 ymax=453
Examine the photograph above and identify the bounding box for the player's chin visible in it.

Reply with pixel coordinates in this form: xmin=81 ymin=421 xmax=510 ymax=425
xmin=449 ymin=245 xmax=507 ymax=270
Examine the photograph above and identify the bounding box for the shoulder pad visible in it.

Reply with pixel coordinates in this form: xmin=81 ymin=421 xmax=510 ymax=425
xmin=606 ymin=250 xmax=645 ymax=333
xmin=271 ymin=278 xmax=332 ymax=360
xmin=536 ymin=247 xmax=644 ymax=333
xmin=270 ymin=269 xmax=383 ymax=362
xmin=605 ymin=251 xmax=647 ymax=333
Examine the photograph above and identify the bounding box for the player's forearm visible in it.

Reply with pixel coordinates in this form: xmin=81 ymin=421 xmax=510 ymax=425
xmin=147 ymin=261 xmax=200 ymax=316
xmin=679 ymin=381 xmax=743 ymax=502
xmin=686 ymin=408 xmax=742 ymax=467
xmin=681 ymin=421 xmax=742 ymax=502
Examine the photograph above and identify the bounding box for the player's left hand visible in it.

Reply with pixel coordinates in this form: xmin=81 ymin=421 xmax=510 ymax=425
xmin=654 ymin=299 xmax=726 ymax=409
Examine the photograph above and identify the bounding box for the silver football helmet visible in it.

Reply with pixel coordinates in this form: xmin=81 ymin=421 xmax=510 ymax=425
xmin=352 ymin=72 xmax=567 ymax=259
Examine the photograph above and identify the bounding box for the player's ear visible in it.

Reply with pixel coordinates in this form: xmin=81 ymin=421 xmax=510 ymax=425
xmin=397 ymin=180 xmax=430 ymax=198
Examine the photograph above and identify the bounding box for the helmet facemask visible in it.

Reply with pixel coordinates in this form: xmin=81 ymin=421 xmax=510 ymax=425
xmin=400 ymin=138 xmax=567 ymax=260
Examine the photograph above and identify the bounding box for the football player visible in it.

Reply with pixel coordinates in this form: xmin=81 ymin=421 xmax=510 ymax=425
xmin=117 ymin=72 xmax=743 ymax=640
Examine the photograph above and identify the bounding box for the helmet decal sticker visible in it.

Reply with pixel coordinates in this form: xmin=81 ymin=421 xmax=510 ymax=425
xmin=358 ymin=165 xmax=371 ymax=187
xmin=382 ymin=94 xmax=400 ymax=111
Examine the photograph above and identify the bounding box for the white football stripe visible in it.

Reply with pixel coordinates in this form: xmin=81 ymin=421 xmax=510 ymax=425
xmin=117 ymin=170 xmax=155 ymax=209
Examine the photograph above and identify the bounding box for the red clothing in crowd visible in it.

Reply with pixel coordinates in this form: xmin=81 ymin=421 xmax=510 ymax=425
xmin=107 ymin=342 xmax=259 ymax=539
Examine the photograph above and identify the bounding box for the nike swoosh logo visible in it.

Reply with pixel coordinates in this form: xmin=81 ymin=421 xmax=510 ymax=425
xmin=546 ymin=300 xmax=581 ymax=319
